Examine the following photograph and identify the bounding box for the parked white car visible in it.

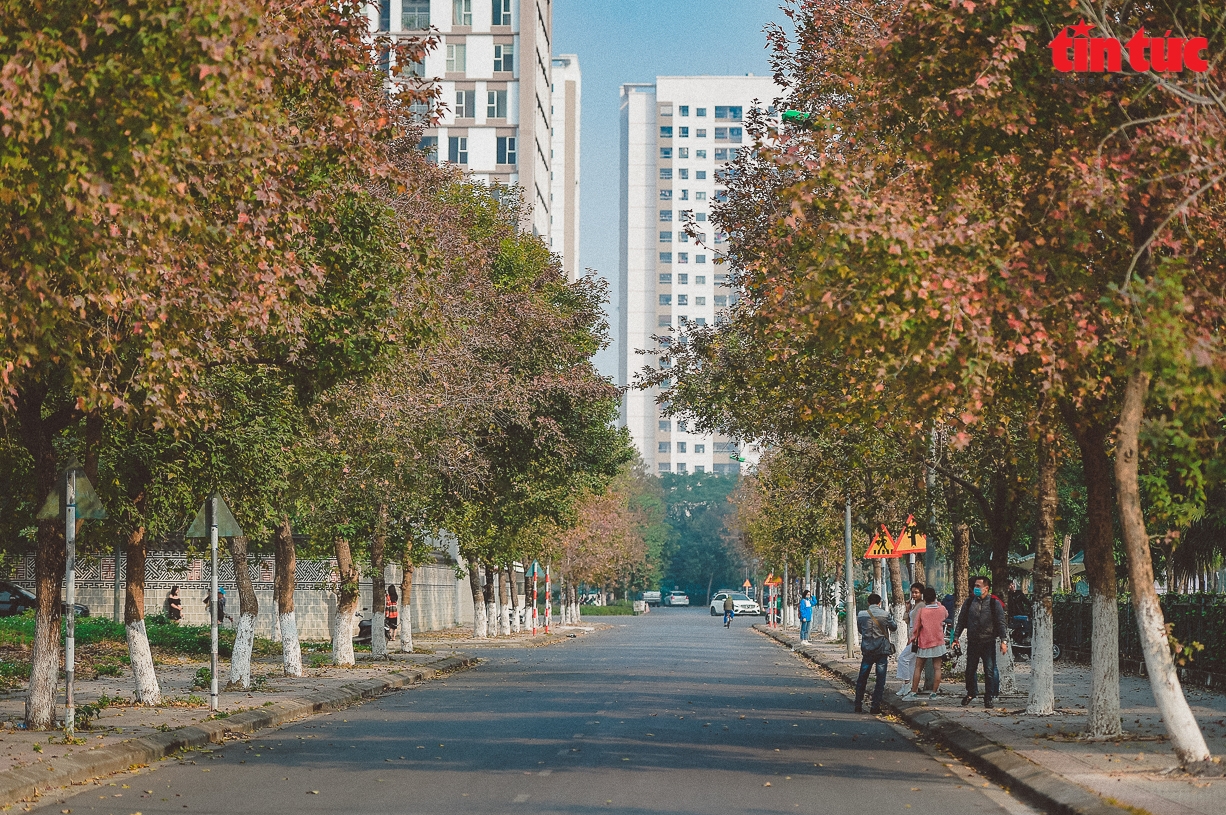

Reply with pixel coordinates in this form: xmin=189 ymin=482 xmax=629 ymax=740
xmin=709 ymin=591 xmax=761 ymax=616
xmin=662 ymin=590 xmax=690 ymax=607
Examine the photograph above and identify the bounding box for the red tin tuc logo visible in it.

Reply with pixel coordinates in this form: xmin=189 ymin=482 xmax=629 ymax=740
xmin=1049 ymin=19 xmax=1210 ymax=73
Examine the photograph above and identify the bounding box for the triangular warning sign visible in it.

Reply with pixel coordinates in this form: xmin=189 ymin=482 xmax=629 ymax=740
xmin=865 ymin=531 xmax=895 ymax=559
xmin=893 ymin=515 xmax=927 ymax=555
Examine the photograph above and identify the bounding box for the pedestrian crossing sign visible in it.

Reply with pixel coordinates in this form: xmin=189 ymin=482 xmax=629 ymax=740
xmin=892 ymin=515 xmax=927 ymax=555
xmin=865 ymin=531 xmax=895 ymax=559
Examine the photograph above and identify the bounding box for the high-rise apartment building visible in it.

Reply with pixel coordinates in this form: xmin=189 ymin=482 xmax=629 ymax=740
xmin=619 ymin=76 xmax=777 ymax=475
xmin=550 ymin=55 xmax=581 ymax=281
xmin=373 ymin=1 xmax=554 ymax=240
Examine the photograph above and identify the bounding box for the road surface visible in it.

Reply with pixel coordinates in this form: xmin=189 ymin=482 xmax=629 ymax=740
xmin=39 ymin=611 xmax=1035 ymax=814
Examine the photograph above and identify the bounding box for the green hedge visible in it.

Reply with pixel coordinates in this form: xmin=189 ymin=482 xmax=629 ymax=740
xmin=0 ymin=611 xmax=276 ymax=657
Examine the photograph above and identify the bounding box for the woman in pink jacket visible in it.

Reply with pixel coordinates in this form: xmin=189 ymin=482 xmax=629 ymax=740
xmin=904 ymin=586 xmax=948 ymax=700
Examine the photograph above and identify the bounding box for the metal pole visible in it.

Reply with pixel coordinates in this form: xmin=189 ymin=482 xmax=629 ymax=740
xmin=805 ymin=557 xmax=811 ymax=596
xmin=926 ymin=427 xmax=938 ymax=583
xmin=209 ymin=495 xmax=219 ymax=712
xmin=64 ymin=471 xmax=77 ymax=739
xmin=783 ymin=562 xmax=789 ymax=628
xmin=544 ymin=562 xmax=551 ymax=633
xmin=845 ymin=496 xmax=855 ymax=658
xmin=532 ymin=565 xmax=538 ymax=636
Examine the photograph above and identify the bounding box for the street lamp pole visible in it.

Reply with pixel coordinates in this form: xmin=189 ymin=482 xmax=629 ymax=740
xmin=845 ymin=496 xmax=855 ymax=658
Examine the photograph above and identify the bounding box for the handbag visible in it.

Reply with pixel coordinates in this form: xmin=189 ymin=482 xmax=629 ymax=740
xmin=866 ymin=610 xmax=896 ymax=657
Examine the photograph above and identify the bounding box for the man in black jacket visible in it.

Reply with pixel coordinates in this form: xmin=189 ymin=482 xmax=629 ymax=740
xmin=952 ymin=575 xmax=1008 ymax=708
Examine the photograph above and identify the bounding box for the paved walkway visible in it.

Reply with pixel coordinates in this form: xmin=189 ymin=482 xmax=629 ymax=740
xmin=769 ymin=625 xmax=1226 ymax=815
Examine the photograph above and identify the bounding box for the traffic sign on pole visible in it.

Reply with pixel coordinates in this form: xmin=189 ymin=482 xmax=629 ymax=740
xmin=185 ymin=494 xmax=243 ymax=712
xmin=864 ymin=530 xmax=895 ymax=559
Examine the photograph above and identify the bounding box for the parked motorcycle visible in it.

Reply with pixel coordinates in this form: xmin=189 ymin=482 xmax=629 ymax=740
xmin=1008 ymin=615 xmax=1061 ymax=661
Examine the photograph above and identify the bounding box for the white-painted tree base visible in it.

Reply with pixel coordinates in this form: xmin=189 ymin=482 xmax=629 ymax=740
xmin=998 ymin=637 xmax=1019 ymax=695
xmin=126 ymin=620 xmax=162 ymax=704
xmin=400 ymin=612 xmax=414 ymax=653
xmin=372 ymin=611 xmax=387 ymax=659
xmin=1027 ymin=604 xmax=1055 ymax=715
xmin=485 ymin=602 xmax=497 ymax=637
xmin=1087 ymin=593 xmax=1122 ymax=738
xmin=332 ymin=610 xmax=356 ymax=666
xmin=279 ymin=613 xmax=303 ymax=677
xmin=473 ymin=601 xmax=488 ymax=638
xmin=228 ymin=613 xmax=256 ymax=689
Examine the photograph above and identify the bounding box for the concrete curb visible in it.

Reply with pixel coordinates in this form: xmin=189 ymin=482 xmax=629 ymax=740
xmin=0 ymin=654 xmax=476 ymax=806
xmin=754 ymin=626 xmax=1130 ymax=815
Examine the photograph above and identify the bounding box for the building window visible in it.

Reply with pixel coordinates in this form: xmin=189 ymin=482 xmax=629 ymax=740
xmin=453 ymin=0 xmax=472 ymax=26
xmin=714 ymin=441 xmax=739 ymax=454
xmin=696 ymin=212 xmax=706 ymax=221
xmin=493 ymin=43 xmax=515 ymax=72
xmin=713 ymin=463 xmax=740 ymax=475
xmin=447 ymin=136 xmax=468 ymax=164
xmin=658 ymin=314 xmax=672 ymax=326
xmin=678 ymin=232 xmax=689 ymax=243
xmin=659 ymin=294 xmax=672 ymax=305
xmin=402 ymin=0 xmax=430 ymax=28
xmin=418 ymin=136 xmax=438 ymax=163
xmin=455 ymin=89 xmax=475 ymax=118
xmin=677 ymin=420 xmax=687 ymax=431
xmin=677 ymin=294 xmax=688 ymax=306
xmin=659 ymin=231 xmax=672 ymax=242
xmin=696 ymin=255 xmax=707 ymax=264
xmin=658 ymin=442 xmax=670 ymax=453
xmin=658 ymin=463 xmax=671 ymax=473
xmin=659 ymin=273 xmax=672 ymax=283
xmin=715 ymin=105 xmax=743 ymax=119
xmin=695 ymin=296 xmax=706 ymax=305
xmin=446 ymin=43 xmax=467 ymax=72
xmin=678 ymin=273 xmax=688 ymax=284
xmin=696 ymin=107 xmax=707 ymax=117
xmin=714 ymin=231 xmax=725 ymax=243
xmin=695 ymin=444 xmax=706 ymax=454
xmin=487 ymin=89 xmax=508 ymax=118
xmin=496 ymin=136 xmax=517 ymax=164
xmin=715 ymin=149 xmax=727 ymax=160
xmin=677 ymin=462 xmax=687 ymax=473
xmin=695 ymin=128 xmax=706 ymax=138
xmin=660 ymin=147 xmax=673 ymax=159
xmin=660 ymin=168 xmax=673 ymax=180
xmin=679 ymin=169 xmax=689 ymax=180
xmin=659 ymin=210 xmax=672 ymax=222
xmin=729 ymin=127 xmax=743 ymax=143
xmin=660 ymin=126 xmax=673 ymax=138
xmin=492 ymin=0 xmax=512 ymax=26
xmin=696 ymin=149 xmax=707 ymax=158
xmin=378 ymin=0 xmax=391 ymax=31
xmin=695 ymin=191 xmax=707 ymax=201
xmin=715 ymin=190 xmax=728 ymax=203
xmin=695 ymin=275 xmax=706 ymax=284
xmin=679 ymin=126 xmax=689 ymax=138
xmin=715 ymin=274 xmax=729 ymax=285
xmin=678 ymin=148 xmax=689 ymax=159
xmin=659 ymin=252 xmax=673 ymax=263
xmin=696 ymin=170 xmax=707 ymax=180
xmin=659 ymin=420 xmax=671 ymax=431
xmin=679 ymin=190 xmax=688 ymax=200
xmin=715 ymin=127 xmax=728 ymax=140
xmin=660 ymin=190 xmax=672 ymax=200
xmin=694 ymin=465 xmax=705 ymax=473
xmin=679 ymin=105 xmax=689 ymax=116
xmin=677 ymin=442 xmax=687 ymax=453
xmin=678 ymin=253 xmax=689 ymax=264
xmin=695 ymin=317 xmax=706 ymax=325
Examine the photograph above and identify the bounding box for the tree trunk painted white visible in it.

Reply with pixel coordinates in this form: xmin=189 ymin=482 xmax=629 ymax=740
xmin=372 ymin=610 xmax=387 ymax=659
xmin=273 ymin=516 xmax=301 ymax=676
xmin=1115 ymin=371 xmax=1210 ymax=764
xmin=1028 ymin=432 xmax=1058 ymax=716
xmin=485 ymin=564 xmax=498 ymax=638
xmin=1087 ymin=593 xmax=1121 ymax=737
xmin=279 ymin=612 xmax=303 ymax=676
xmin=510 ymin=572 xmax=522 ymax=634
xmin=469 ymin=559 xmax=487 ymax=638
xmin=125 ymin=619 xmax=162 ymax=704
xmin=399 ymin=560 xmax=415 ymax=654
xmin=228 ymin=613 xmax=256 ymax=689
xmin=887 ymin=556 xmax=908 ymax=653
xmin=499 ymin=569 xmax=512 ymax=636
xmin=332 ymin=609 xmax=355 ymax=666
xmin=1027 ymin=602 xmax=1055 ymax=715
xmin=998 ymin=634 xmax=1019 ymax=694
xmin=228 ymin=536 xmax=259 ymax=688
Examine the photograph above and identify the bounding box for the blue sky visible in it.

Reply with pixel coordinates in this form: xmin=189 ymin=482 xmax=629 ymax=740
xmin=552 ymin=1 xmax=791 ymax=378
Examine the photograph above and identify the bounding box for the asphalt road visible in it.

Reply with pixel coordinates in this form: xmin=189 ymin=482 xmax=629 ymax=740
xmin=40 ymin=611 xmax=1035 ymax=815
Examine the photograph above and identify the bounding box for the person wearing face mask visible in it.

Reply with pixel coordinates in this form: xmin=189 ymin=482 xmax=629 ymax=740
xmin=951 ymin=575 xmax=1008 ymax=708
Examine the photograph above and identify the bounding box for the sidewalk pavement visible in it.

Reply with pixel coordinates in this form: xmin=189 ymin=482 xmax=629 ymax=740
xmin=755 ymin=625 xmax=1226 ymax=815
xmin=0 ymin=647 xmax=476 ymax=808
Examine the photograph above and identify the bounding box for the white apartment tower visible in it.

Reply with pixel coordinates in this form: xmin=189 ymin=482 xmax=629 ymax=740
xmin=550 ymin=55 xmax=581 ymax=280
xmin=373 ymin=1 xmax=554 ymax=240
xmin=619 ymin=76 xmax=777 ymax=476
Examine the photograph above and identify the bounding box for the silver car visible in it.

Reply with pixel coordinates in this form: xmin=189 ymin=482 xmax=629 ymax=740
xmin=709 ymin=591 xmax=761 ymax=616
xmin=662 ymin=590 xmax=690 ymax=607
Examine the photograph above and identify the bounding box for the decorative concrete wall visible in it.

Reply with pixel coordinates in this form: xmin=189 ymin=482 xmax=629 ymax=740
xmin=10 ymin=552 xmax=472 ymax=641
